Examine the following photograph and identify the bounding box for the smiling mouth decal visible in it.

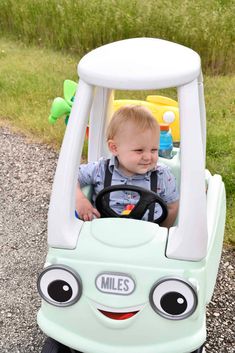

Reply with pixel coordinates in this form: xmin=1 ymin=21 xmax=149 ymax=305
xmin=98 ymin=309 xmax=139 ymax=320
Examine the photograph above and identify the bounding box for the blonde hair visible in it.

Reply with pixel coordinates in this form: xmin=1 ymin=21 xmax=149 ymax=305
xmin=106 ymin=105 xmax=159 ymax=140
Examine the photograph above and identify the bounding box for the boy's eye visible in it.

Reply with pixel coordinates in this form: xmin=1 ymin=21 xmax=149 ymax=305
xmin=151 ymin=149 xmax=158 ymax=153
xmin=134 ymin=149 xmax=143 ymax=153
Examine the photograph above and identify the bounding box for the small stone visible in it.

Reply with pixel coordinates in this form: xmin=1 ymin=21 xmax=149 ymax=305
xmin=213 ymin=312 xmax=220 ymax=317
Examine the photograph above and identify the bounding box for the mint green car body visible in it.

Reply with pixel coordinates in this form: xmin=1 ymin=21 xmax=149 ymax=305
xmin=37 ymin=38 xmax=226 ymax=353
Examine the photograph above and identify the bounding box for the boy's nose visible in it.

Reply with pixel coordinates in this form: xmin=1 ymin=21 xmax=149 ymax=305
xmin=142 ymin=152 xmax=151 ymax=160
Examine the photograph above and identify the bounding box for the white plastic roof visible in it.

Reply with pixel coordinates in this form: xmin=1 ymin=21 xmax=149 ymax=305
xmin=78 ymin=38 xmax=201 ymax=90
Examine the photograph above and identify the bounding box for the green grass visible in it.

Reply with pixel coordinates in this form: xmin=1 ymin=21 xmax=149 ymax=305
xmin=0 ymin=39 xmax=78 ymax=145
xmin=0 ymin=38 xmax=234 ymax=243
xmin=0 ymin=0 xmax=234 ymax=75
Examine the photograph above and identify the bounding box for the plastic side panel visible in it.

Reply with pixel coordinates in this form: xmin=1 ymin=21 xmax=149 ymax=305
xmin=167 ymin=80 xmax=208 ymax=261
xmin=81 ymin=185 xmax=93 ymax=201
xmin=88 ymin=88 xmax=114 ymax=161
xmin=48 ymin=80 xmax=94 ymax=249
xmin=205 ymin=175 xmax=226 ymax=303
xmin=158 ymin=148 xmax=181 ymax=191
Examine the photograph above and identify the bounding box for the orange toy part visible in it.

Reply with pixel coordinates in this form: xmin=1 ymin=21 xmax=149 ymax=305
xmin=121 ymin=204 xmax=135 ymax=215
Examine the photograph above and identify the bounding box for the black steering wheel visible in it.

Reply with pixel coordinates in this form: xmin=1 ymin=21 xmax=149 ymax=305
xmin=95 ymin=185 xmax=168 ymax=224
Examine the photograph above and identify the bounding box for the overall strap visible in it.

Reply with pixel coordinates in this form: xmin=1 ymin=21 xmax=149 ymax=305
xmin=148 ymin=170 xmax=158 ymax=221
xmin=103 ymin=159 xmax=112 ymax=206
xmin=104 ymin=159 xmax=112 ymax=187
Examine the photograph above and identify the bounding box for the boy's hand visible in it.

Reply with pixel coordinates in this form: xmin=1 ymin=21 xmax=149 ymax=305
xmin=76 ymin=196 xmax=100 ymax=221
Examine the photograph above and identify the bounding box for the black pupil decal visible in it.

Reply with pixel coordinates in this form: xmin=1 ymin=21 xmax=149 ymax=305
xmin=160 ymin=291 xmax=187 ymax=315
xmin=48 ymin=280 xmax=73 ymax=302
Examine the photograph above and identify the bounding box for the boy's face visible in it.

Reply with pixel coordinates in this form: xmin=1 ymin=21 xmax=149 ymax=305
xmin=108 ymin=123 xmax=159 ymax=177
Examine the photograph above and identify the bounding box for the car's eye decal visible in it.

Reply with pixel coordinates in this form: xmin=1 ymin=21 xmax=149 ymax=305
xmin=150 ymin=278 xmax=197 ymax=320
xmin=47 ymin=280 xmax=73 ymax=302
xmin=163 ymin=111 xmax=175 ymax=124
xmin=37 ymin=265 xmax=82 ymax=307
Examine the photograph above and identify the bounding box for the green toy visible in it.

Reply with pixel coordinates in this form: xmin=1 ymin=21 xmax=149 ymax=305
xmin=48 ymin=80 xmax=77 ymax=125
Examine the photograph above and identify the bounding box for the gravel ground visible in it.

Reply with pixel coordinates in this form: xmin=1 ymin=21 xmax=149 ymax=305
xmin=0 ymin=126 xmax=234 ymax=353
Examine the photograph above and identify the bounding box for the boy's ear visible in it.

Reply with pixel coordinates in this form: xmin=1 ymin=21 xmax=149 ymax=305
xmin=108 ymin=139 xmax=118 ymax=155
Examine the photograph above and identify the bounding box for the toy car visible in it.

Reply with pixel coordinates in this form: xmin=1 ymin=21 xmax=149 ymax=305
xmin=37 ymin=38 xmax=226 ymax=353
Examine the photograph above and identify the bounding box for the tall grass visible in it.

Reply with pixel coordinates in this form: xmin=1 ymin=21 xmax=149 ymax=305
xmin=0 ymin=0 xmax=234 ymax=75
